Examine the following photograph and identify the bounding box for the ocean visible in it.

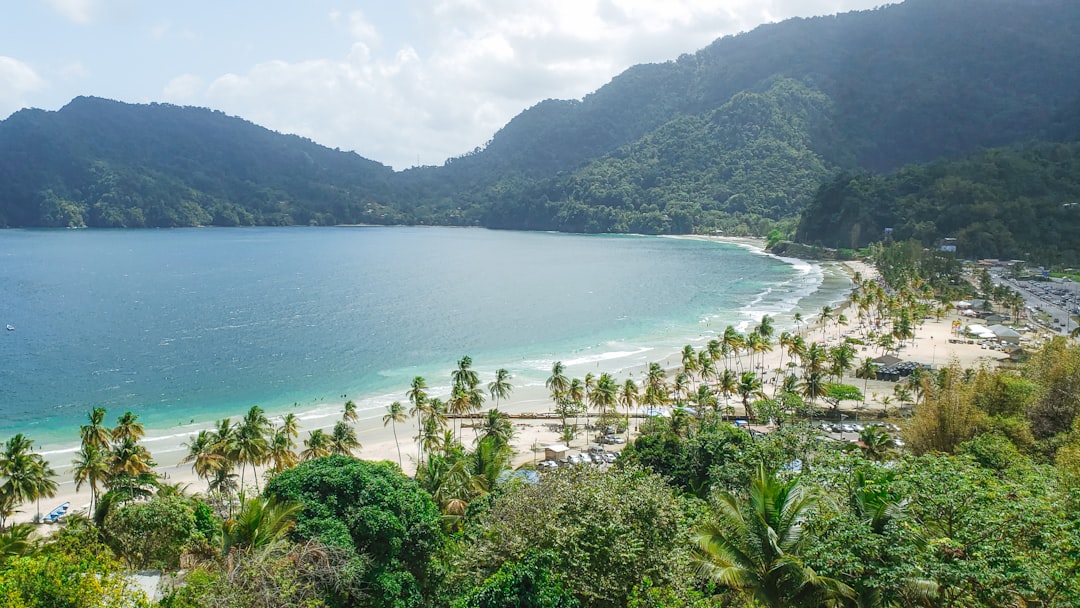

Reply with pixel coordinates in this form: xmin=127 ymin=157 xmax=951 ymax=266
xmin=0 ymin=226 xmax=850 ymax=458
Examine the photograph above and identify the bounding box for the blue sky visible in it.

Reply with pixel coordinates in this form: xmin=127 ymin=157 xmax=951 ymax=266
xmin=2 ymin=1 xmax=886 ymax=169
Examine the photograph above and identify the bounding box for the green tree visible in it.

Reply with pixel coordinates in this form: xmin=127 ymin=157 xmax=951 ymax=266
xmin=488 ymin=368 xmax=514 ymax=409
xmin=72 ymin=442 xmax=109 ymax=514
xmin=383 ymin=400 xmax=408 ymax=469
xmin=692 ymin=463 xmax=853 ymax=608
xmin=454 ymin=552 xmax=580 ymax=608
xmin=104 ymin=495 xmax=196 ymax=569
xmin=264 ymin=456 xmax=444 ymax=608
xmin=329 ymin=420 xmax=361 ymax=456
xmin=463 ymin=465 xmax=690 ymax=608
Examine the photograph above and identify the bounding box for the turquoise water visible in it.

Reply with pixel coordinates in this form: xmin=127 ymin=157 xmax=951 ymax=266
xmin=0 ymin=227 xmax=849 ymax=454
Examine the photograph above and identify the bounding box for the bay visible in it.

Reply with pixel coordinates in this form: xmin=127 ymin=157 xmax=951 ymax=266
xmin=0 ymin=226 xmax=848 ymax=452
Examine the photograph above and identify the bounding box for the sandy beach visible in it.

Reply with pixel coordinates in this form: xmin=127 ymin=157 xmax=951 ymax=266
xmin=16 ymin=254 xmax=1026 ymax=527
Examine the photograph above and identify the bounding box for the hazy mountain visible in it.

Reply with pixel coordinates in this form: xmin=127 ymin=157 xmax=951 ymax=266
xmin=1 ymin=0 xmax=1078 ymax=238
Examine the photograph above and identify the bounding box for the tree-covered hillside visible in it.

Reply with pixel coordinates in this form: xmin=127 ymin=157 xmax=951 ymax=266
xmin=795 ymin=142 xmax=1080 ymax=264
xmin=1 ymin=0 xmax=1079 ymax=241
xmin=0 ymin=97 xmax=402 ymax=228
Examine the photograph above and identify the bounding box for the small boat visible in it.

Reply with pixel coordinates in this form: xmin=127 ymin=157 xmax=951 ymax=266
xmin=4 ymin=325 xmax=12 ymax=331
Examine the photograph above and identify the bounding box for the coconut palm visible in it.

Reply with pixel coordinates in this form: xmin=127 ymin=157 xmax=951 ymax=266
xmin=447 ymin=385 xmax=473 ymax=441
xmin=180 ymin=430 xmax=226 ymax=490
xmin=487 ymin=368 xmax=513 ymax=408
xmin=383 ymin=401 xmax=408 ymax=468
xmin=300 ymin=429 xmax=331 ymax=461
xmin=236 ymin=406 xmax=271 ymax=492
xmin=756 ymin=315 xmax=775 ymax=342
xmin=342 ymin=400 xmax=359 ymax=424
xmin=107 ymin=436 xmax=156 ymax=500
xmin=619 ymin=378 xmax=638 ymax=440
xmin=737 ymin=372 xmax=764 ymax=420
xmin=681 ymin=345 xmax=699 ymax=390
xmin=280 ymin=413 xmax=300 ymax=440
xmin=859 ymin=426 xmax=894 ymax=461
xmin=267 ymin=426 xmax=299 ymax=473
xmin=856 ymin=357 xmax=877 ymax=410
xmin=643 ymin=362 xmax=669 ymax=409
xmin=692 ymin=463 xmax=853 ymax=608
xmin=222 ymin=496 xmax=302 ymax=554
xmin=452 ymin=355 xmax=480 ymax=392
xmin=72 ymin=442 xmax=109 ymax=513
xmin=792 ymin=311 xmax=804 ymax=335
xmin=819 ymin=304 xmax=834 ymax=341
xmin=79 ymin=406 xmax=112 ymax=451
xmin=111 ymin=411 xmax=145 ymax=443
xmin=711 ymin=366 xmax=733 ymax=405
xmin=329 ymin=421 xmax=361 ymax=456
xmin=477 ymin=408 xmax=515 ymax=450
xmin=546 ymin=361 xmax=570 ymax=407
xmin=408 ymin=376 xmax=429 ymax=462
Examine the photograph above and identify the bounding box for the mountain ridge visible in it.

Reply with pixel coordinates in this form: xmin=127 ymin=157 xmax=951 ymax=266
xmin=1 ymin=0 xmax=1079 ymax=258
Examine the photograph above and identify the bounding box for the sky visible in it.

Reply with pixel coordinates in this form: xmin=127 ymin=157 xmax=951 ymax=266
xmin=1 ymin=1 xmax=887 ymax=170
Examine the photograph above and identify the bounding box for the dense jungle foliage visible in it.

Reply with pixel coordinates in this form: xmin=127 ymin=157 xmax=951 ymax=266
xmin=795 ymin=142 xmax=1080 ymax=264
xmin=2 ymin=0 xmax=1080 ymax=260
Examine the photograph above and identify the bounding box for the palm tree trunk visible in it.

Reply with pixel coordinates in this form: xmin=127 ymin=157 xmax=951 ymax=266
xmin=393 ymin=422 xmax=402 ymax=469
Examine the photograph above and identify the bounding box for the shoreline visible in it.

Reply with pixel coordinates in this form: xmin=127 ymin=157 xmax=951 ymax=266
xmin=11 ymin=237 xmax=856 ymax=525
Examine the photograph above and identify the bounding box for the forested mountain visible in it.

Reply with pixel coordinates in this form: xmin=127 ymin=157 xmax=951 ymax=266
xmin=795 ymin=142 xmax=1080 ymax=264
xmin=0 ymin=97 xmax=402 ymax=228
xmin=1 ymin=0 xmax=1079 ymax=249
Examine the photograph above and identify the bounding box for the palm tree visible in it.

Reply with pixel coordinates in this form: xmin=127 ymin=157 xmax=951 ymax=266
xmin=477 ymin=408 xmax=516 ymax=450
xmin=79 ymin=406 xmax=112 ymax=451
xmin=329 ymin=421 xmax=361 ymax=456
xmin=222 ymin=496 xmax=302 ymax=554
xmin=692 ymin=463 xmax=853 ymax=608
xmin=383 ymin=401 xmax=408 ymax=469
xmin=819 ymin=304 xmax=834 ymax=341
xmin=447 ymin=385 xmax=473 ymax=441
xmin=107 ymin=436 xmax=156 ymax=500
xmin=856 ymin=357 xmax=877 ymax=411
xmin=487 ymin=368 xmax=513 ymax=408
xmin=546 ymin=361 xmax=570 ymax=408
xmin=792 ymin=312 xmax=804 ymax=336
xmin=342 ymin=400 xmax=359 ymax=424
xmin=236 ymin=406 xmax=271 ymax=492
xmin=111 ymin=411 xmax=145 ymax=443
xmin=301 ymin=429 xmax=331 ymax=461
xmin=755 ymin=315 xmax=775 ymax=342
xmin=72 ymin=442 xmax=109 ymax=513
xmin=717 ymin=368 xmax=738 ymax=416
xmin=180 ymin=430 xmax=227 ymax=490
xmin=681 ymin=345 xmax=699 ymax=390
xmin=267 ymin=426 xmax=299 ymax=473
xmin=737 ymin=371 xmax=763 ymax=420
xmin=452 ymin=355 xmax=480 ymax=392
xmin=643 ymin=362 xmax=669 ymax=409
xmin=280 ymin=413 xmax=300 ymax=440
xmin=619 ymin=378 xmax=638 ymax=440
xmin=408 ymin=376 xmax=429 ymax=462
xmin=859 ymin=426 xmax=894 ymax=461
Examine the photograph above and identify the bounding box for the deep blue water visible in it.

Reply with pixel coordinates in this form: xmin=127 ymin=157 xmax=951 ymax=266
xmin=0 ymin=227 xmax=848 ymax=450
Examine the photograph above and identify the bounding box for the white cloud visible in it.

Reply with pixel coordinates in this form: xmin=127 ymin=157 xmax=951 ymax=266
xmin=162 ymin=73 xmax=204 ymax=103
xmin=170 ymin=0 xmax=888 ymax=169
xmin=0 ymin=57 xmax=46 ymax=118
xmin=46 ymin=0 xmax=97 ymax=24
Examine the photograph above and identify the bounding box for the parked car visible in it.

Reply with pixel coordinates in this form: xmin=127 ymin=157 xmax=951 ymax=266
xmin=588 ymin=445 xmax=606 ymax=455
xmin=602 ymin=452 xmax=617 ymax=464
xmin=601 ymin=434 xmax=626 ymax=444
xmin=538 ymin=460 xmax=559 ymax=471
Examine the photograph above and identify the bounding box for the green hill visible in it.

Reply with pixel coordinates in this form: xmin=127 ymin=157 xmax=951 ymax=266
xmin=1 ymin=0 xmax=1079 ymax=246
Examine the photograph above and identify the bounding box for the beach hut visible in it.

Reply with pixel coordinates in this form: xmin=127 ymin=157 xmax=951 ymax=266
xmin=544 ymin=444 xmax=571 ymax=462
